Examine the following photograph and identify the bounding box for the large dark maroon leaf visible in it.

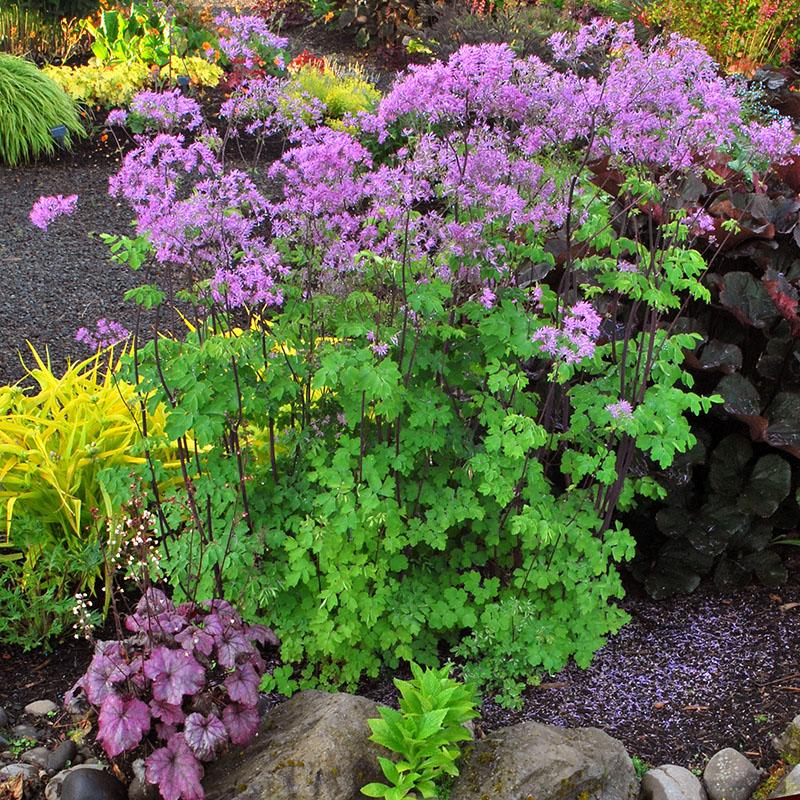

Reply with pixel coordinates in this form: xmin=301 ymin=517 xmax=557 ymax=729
xmin=222 ymin=702 xmax=260 ymax=746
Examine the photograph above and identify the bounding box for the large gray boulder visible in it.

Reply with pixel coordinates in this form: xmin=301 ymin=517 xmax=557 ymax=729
xmin=773 ymin=715 xmax=800 ymax=762
xmin=450 ymin=721 xmax=637 ymax=800
xmin=203 ymin=691 xmax=385 ymax=800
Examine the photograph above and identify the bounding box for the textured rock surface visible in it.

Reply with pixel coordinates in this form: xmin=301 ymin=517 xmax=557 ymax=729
xmin=203 ymin=690 xmax=385 ymax=800
xmin=703 ymin=749 xmax=760 ymax=800
xmin=642 ymin=765 xmax=707 ymax=800
xmin=450 ymin=720 xmax=637 ymax=800
xmin=24 ymin=700 xmax=59 ymax=717
xmin=773 ymin=715 xmax=800 ymax=762
xmin=0 ymin=763 xmax=39 ymax=781
xmin=769 ymin=764 xmax=800 ymax=798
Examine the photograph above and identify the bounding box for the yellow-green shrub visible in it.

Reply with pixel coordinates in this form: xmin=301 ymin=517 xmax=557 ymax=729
xmin=0 ymin=345 xmax=170 ymax=589
xmin=43 ymin=55 xmax=222 ymax=108
xmin=289 ymin=62 xmax=381 ymax=122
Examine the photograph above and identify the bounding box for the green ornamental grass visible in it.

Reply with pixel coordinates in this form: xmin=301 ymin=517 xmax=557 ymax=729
xmin=0 ymin=53 xmax=85 ymax=165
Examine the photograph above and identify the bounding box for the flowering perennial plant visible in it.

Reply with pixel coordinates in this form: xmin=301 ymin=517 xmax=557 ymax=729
xmin=29 ymin=193 xmax=78 ymax=230
xmin=214 ymin=12 xmax=288 ymax=72
xmin=69 ymin=589 xmax=277 ymax=800
xmin=100 ymin=23 xmax=800 ymax=705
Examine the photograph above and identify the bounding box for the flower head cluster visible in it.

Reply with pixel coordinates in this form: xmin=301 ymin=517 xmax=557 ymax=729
xmin=606 ymin=399 xmax=634 ymax=419
xmin=533 ymin=301 xmax=602 ymax=365
xmin=67 ymin=590 xmax=278 ymax=800
xmin=105 ymin=501 xmax=161 ymax=583
xmin=72 ymin=592 xmax=96 ymax=640
xmin=29 ymin=194 xmax=78 ymax=230
xmin=129 ymin=89 xmax=204 ymax=132
xmin=75 ymin=318 xmax=131 ymax=350
xmin=106 ymin=108 xmax=128 ymax=127
xmin=215 ymin=12 xmax=288 ymax=71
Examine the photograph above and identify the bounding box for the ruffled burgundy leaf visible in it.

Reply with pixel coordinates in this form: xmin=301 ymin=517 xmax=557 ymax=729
xmin=222 ymin=702 xmax=260 ymax=746
xmin=146 ymin=734 xmax=204 ymax=800
xmin=144 ymin=646 xmax=205 ymax=705
xmin=97 ymin=695 xmax=151 ymax=758
xmin=175 ymin=625 xmax=215 ymax=658
xmin=150 ymin=698 xmax=186 ymax=725
xmin=248 ymin=623 xmax=279 ymax=647
xmin=184 ymin=713 xmax=228 ymax=761
xmin=225 ymin=662 xmax=260 ymax=706
xmin=215 ymin=625 xmax=253 ymax=669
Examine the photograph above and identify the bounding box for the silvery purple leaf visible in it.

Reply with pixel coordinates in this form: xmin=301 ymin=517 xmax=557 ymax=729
xmin=224 ymin=662 xmax=260 ymax=706
xmin=144 ymin=646 xmax=205 ymax=705
xmin=146 ymin=734 xmax=204 ymax=800
xmin=184 ymin=713 xmax=228 ymax=761
xmin=150 ymin=698 xmax=186 ymax=725
xmin=97 ymin=695 xmax=151 ymax=758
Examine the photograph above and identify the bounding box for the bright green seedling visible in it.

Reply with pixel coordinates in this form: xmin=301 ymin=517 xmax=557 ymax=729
xmin=362 ymin=663 xmax=478 ymax=800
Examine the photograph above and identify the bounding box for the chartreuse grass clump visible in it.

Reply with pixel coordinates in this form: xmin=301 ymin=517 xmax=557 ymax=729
xmin=0 ymin=53 xmax=84 ymax=165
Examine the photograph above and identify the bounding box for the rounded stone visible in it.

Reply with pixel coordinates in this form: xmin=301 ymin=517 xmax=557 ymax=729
xmin=642 ymin=765 xmax=707 ymax=800
xmin=21 ymin=745 xmax=51 ymax=769
xmin=11 ymin=723 xmax=41 ymax=741
xmin=0 ymin=762 xmax=39 ymax=781
xmin=24 ymin=700 xmax=59 ymax=717
xmin=47 ymin=740 xmax=78 ymax=773
xmin=45 ymin=764 xmax=106 ymax=800
xmin=60 ymin=767 xmax=127 ymax=800
xmin=703 ymin=748 xmax=760 ymax=800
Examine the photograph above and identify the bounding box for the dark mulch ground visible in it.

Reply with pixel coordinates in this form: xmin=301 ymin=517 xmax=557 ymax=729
xmin=2 ymin=567 xmax=800 ymax=774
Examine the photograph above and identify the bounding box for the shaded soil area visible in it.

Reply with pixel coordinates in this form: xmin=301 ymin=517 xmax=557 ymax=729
xmin=2 ymin=570 xmax=799 ymax=774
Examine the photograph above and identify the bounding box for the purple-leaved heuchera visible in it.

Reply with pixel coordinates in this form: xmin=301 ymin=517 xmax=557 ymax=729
xmin=67 ymin=589 xmax=278 ymax=800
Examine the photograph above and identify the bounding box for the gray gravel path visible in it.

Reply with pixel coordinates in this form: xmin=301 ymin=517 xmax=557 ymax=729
xmin=0 ymin=146 xmax=141 ymax=384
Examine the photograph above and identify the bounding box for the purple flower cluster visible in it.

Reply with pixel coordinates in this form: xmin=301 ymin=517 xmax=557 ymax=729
xmin=606 ymin=399 xmax=633 ymax=419
xmin=533 ymin=301 xmax=602 ymax=365
xmin=29 ymin=194 xmax=78 ymax=231
xmin=75 ymin=318 xmax=131 ymax=350
xmin=109 ymin=134 xmax=286 ymax=308
xmin=68 ymin=589 xmax=277 ymax=800
xmin=129 ymin=89 xmax=204 ymax=132
xmin=106 ymin=108 xmax=128 ymax=127
xmin=220 ymin=77 xmax=325 ymax=139
xmin=214 ymin=12 xmax=288 ymax=71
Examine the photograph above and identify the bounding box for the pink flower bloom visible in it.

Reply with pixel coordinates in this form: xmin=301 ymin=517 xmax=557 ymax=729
xmin=479 ymin=287 xmax=496 ymax=309
xmin=30 ymin=194 xmax=78 ymax=230
xmin=106 ymin=108 xmax=128 ymax=127
xmin=75 ymin=319 xmax=130 ymax=350
xmin=606 ymin=399 xmax=633 ymax=419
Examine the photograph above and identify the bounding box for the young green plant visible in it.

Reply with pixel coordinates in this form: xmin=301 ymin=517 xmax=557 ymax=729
xmin=363 ymin=663 xmax=478 ymax=800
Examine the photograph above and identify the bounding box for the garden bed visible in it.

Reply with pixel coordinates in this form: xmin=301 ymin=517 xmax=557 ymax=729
xmin=3 ymin=569 xmax=800 ymax=777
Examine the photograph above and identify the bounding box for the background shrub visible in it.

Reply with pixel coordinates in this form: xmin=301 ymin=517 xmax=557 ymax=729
xmin=0 ymin=52 xmax=84 ymax=164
